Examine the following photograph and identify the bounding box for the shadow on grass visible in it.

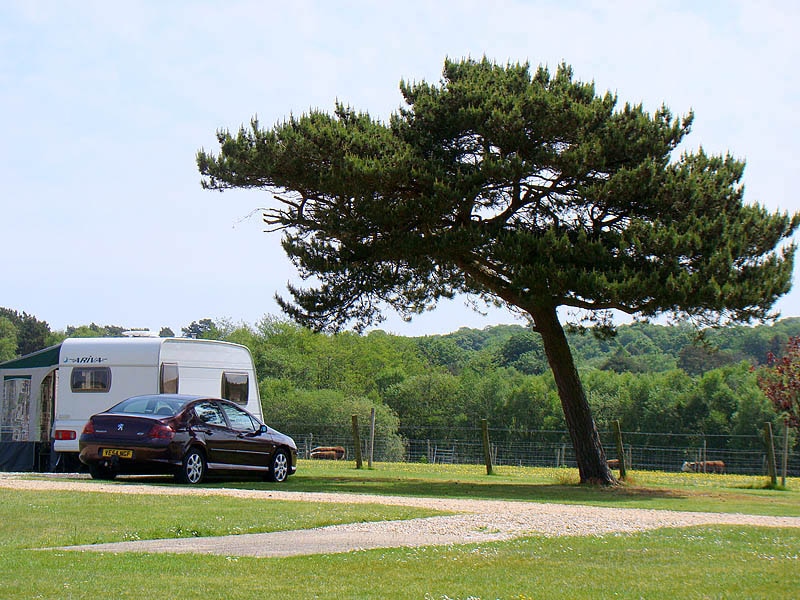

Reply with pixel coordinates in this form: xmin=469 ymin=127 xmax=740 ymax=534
xmin=150 ymin=473 xmax=688 ymax=505
xmin=99 ymin=472 xmax=685 ymax=504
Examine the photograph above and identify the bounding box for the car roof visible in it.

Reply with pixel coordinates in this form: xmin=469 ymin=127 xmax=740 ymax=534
xmin=126 ymin=394 xmax=213 ymax=402
xmin=119 ymin=394 xmax=249 ymax=409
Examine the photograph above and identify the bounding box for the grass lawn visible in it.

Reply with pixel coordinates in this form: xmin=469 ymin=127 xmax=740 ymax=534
xmin=0 ymin=488 xmax=446 ymax=548
xmin=1 ymin=462 xmax=797 ymax=599
xmin=1 ymin=526 xmax=796 ymax=599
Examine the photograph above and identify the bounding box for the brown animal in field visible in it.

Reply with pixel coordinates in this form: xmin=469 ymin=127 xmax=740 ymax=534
xmin=607 ymin=459 xmax=620 ymax=470
xmin=309 ymin=446 xmax=346 ymax=460
xmin=681 ymin=460 xmax=725 ymax=474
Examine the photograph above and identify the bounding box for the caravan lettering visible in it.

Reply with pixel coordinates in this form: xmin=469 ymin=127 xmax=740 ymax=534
xmin=63 ymin=356 xmax=108 ymax=364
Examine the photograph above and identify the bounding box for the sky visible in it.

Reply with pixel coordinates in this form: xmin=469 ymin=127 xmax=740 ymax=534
xmin=2 ymin=0 xmax=799 ymax=337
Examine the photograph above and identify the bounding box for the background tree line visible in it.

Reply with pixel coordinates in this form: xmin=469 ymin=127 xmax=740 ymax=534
xmin=2 ymin=306 xmax=796 ymax=458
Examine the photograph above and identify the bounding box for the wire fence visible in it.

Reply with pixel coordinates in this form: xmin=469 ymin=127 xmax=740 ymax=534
xmin=284 ymin=424 xmax=799 ymax=477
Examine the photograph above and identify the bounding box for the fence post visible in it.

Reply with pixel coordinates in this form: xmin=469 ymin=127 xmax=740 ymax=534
xmin=764 ymin=422 xmax=777 ymax=487
xmin=782 ymin=420 xmax=789 ymax=487
xmin=626 ymin=444 xmax=632 ymax=470
xmin=701 ymin=438 xmax=707 ymax=473
xmin=368 ymin=407 xmax=376 ymax=468
xmin=351 ymin=414 xmax=363 ymax=469
xmin=613 ymin=419 xmax=627 ymax=480
xmin=481 ymin=419 xmax=493 ymax=475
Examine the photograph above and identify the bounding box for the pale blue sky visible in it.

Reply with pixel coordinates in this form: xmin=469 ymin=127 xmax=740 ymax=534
xmin=2 ymin=1 xmax=798 ymax=335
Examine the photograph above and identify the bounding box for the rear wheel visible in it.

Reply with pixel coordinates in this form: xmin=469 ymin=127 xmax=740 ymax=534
xmin=267 ymin=448 xmax=290 ymax=482
xmin=89 ymin=463 xmax=117 ymax=480
xmin=177 ymin=448 xmax=205 ymax=484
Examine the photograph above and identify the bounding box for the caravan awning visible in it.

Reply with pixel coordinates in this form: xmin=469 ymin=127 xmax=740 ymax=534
xmin=0 ymin=344 xmax=61 ymax=369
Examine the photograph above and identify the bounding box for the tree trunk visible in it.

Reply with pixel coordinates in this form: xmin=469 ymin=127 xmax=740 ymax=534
xmin=529 ymin=304 xmax=616 ymax=485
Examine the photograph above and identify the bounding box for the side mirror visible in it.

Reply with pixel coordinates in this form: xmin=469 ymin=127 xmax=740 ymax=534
xmin=260 ymin=424 xmax=269 ymax=435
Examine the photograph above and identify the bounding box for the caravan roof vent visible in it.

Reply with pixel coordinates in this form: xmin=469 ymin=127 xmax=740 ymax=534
xmin=122 ymin=330 xmax=158 ymax=338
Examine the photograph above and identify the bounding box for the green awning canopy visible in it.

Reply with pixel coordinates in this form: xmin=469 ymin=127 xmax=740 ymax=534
xmin=0 ymin=344 xmax=61 ymax=369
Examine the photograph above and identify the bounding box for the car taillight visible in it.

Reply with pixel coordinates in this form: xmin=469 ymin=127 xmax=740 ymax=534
xmin=81 ymin=420 xmax=95 ymax=435
xmin=55 ymin=429 xmax=77 ymax=440
xmin=148 ymin=423 xmax=175 ymax=440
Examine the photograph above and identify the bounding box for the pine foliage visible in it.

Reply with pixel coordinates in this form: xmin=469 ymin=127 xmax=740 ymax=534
xmin=198 ymin=58 xmax=798 ymax=332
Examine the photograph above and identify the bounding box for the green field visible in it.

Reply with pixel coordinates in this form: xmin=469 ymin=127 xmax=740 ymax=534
xmin=1 ymin=462 xmax=798 ymax=599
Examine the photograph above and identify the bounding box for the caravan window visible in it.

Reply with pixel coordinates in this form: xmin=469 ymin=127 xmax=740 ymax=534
xmin=221 ymin=371 xmax=248 ymax=405
xmin=71 ymin=367 xmax=111 ymax=392
xmin=160 ymin=363 xmax=179 ymax=394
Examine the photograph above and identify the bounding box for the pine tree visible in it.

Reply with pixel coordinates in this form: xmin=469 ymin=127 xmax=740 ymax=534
xmin=198 ymin=58 xmax=798 ymax=484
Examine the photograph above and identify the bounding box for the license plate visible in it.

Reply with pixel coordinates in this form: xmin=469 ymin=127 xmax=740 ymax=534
xmin=101 ymin=448 xmax=133 ymax=459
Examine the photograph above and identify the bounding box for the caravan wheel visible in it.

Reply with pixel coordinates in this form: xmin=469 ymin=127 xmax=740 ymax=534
xmin=89 ymin=464 xmax=117 ymax=481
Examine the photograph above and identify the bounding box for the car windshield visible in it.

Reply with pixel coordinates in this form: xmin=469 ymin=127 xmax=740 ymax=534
xmin=109 ymin=396 xmax=185 ymax=417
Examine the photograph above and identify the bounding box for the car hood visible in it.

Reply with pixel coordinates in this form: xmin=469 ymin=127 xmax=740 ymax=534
xmin=268 ymin=428 xmax=296 ymax=450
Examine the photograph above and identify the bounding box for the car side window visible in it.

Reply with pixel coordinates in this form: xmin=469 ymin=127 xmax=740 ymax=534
xmin=219 ymin=403 xmax=258 ymax=433
xmin=193 ymin=402 xmax=226 ymax=427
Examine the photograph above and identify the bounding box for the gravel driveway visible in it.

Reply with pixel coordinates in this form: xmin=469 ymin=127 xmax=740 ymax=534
xmin=3 ymin=473 xmax=798 ymax=558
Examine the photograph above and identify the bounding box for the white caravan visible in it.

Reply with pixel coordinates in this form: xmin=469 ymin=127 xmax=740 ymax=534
xmin=0 ymin=336 xmax=263 ymax=471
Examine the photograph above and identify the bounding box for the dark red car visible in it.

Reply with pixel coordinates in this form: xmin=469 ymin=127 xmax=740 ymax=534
xmin=79 ymin=394 xmax=297 ymax=484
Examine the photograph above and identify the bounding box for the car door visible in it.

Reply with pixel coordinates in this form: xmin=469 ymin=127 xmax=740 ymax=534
xmin=218 ymin=402 xmax=275 ymax=470
xmin=191 ymin=400 xmax=239 ymax=468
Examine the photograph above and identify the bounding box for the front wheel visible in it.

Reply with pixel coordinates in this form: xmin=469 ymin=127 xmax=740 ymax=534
xmin=267 ymin=448 xmax=289 ymax=482
xmin=176 ymin=448 xmax=206 ymax=484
